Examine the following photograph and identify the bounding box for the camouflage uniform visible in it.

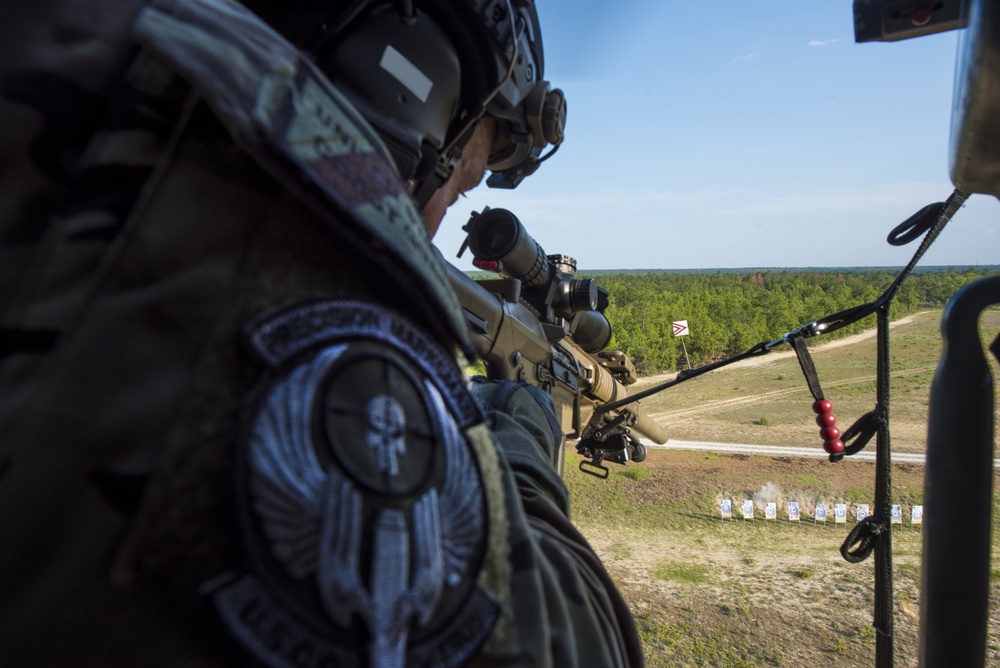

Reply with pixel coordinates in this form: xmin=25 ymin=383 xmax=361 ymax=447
xmin=0 ymin=1 xmax=643 ymax=666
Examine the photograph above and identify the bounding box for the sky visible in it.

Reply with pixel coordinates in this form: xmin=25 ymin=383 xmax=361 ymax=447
xmin=434 ymin=1 xmax=998 ymax=271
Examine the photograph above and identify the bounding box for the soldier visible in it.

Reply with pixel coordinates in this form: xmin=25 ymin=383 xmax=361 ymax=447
xmin=0 ymin=1 xmax=641 ymax=666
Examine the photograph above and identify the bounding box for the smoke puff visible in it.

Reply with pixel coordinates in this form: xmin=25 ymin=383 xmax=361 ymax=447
xmin=753 ymin=482 xmax=783 ymax=512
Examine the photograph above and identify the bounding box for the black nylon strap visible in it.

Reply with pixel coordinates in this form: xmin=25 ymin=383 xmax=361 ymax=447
xmin=873 ymin=305 xmax=896 ymax=666
xmin=840 ymin=409 xmax=884 ymax=458
xmin=841 ymin=515 xmax=888 ymax=563
xmin=789 ymin=335 xmax=824 ymax=401
xmin=887 ymin=202 xmax=945 ymax=246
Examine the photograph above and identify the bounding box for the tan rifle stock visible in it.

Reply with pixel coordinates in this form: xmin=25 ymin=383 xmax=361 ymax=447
xmin=445 ymin=262 xmax=668 ymax=459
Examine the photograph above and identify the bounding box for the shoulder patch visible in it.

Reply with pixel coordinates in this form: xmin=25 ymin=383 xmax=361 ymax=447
xmin=209 ymin=300 xmax=496 ymax=667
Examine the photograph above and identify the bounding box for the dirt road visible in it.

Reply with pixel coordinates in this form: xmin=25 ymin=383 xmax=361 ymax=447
xmin=634 ymin=314 xmax=919 ymax=389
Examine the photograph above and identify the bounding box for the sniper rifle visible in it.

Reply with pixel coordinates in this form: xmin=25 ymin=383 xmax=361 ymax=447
xmin=445 ymin=207 xmax=667 ymax=478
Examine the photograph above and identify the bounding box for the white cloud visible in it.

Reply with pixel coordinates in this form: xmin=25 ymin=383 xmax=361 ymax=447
xmin=732 ymin=38 xmax=770 ymax=64
xmin=808 ymin=38 xmax=843 ymax=47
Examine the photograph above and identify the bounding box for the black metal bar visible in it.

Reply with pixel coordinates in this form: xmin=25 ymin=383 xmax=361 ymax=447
xmin=920 ymin=276 xmax=1000 ymax=667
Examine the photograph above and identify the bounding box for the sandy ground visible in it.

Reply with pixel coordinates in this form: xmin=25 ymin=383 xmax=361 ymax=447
xmin=571 ymin=448 xmax=1000 ymax=668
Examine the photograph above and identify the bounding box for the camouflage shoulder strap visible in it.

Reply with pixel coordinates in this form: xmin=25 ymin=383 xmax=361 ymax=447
xmin=132 ymin=0 xmax=474 ymax=358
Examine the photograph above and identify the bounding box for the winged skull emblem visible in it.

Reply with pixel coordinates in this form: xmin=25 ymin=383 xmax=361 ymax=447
xmin=246 ymin=345 xmax=485 ymax=668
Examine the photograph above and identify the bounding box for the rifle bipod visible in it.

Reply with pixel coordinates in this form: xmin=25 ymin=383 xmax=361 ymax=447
xmin=576 ymin=432 xmax=647 ymax=479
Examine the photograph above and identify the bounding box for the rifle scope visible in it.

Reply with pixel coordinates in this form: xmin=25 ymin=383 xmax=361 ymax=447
xmin=463 ymin=208 xmax=611 ymax=352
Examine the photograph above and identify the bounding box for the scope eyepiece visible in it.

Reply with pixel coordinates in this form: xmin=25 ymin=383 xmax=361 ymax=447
xmin=462 ymin=207 xmax=613 ymax=352
xmin=464 ymin=208 xmax=550 ymax=288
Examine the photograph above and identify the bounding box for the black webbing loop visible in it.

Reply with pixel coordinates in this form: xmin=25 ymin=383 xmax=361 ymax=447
xmin=832 ymin=408 xmax=885 ymax=461
xmin=887 ymin=201 xmax=946 ymax=246
xmin=879 ymin=189 xmax=969 ymax=307
xmin=789 ymin=334 xmax=824 ymax=401
xmin=841 ymin=515 xmax=888 ymax=563
xmin=815 ymin=189 xmax=969 ymax=338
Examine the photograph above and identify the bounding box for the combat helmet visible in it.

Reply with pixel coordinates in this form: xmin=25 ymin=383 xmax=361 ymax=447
xmin=304 ymin=0 xmax=567 ymax=204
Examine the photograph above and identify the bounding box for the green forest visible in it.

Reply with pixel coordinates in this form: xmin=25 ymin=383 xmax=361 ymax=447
xmin=582 ymin=267 xmax=998 ymax=375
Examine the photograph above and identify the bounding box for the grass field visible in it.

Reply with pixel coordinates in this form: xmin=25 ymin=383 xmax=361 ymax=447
xmin=565 ymin=308 xmax=1000 ymax=667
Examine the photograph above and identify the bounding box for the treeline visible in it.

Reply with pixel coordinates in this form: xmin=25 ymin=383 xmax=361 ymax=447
xmin=582 ymin=267 xmax=997 ymax=375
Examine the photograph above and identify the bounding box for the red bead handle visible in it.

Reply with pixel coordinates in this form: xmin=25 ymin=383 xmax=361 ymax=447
xmin=820 ymin=426 xmax=841 ymax=440
xmin=813 ymin=399 xmax=844 ymax=454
